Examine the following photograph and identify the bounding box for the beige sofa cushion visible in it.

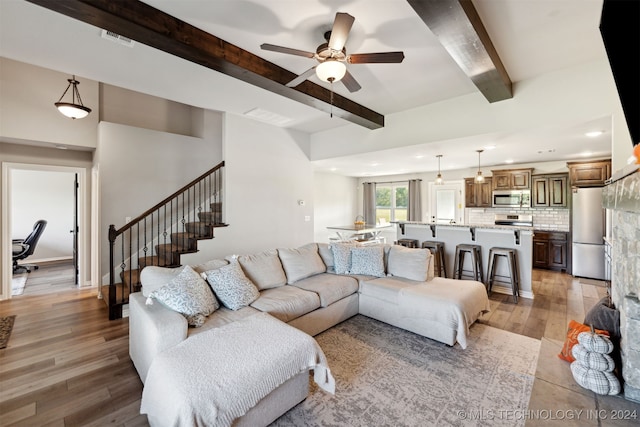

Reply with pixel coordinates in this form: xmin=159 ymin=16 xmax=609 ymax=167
xmin=278 ymin=244 xmax=326 ymax=284
xmin=359 ymin=276 xmax=417 ymax=304
xmin=289 ymin=273 xmax=358 ymax=307
xmin=250 ymin=285 xmax=321 ymax=322
xmin=387 ymin=245 xmax=434 ymax=282
xmin=237 ymin=250 xmax=287 ymax=290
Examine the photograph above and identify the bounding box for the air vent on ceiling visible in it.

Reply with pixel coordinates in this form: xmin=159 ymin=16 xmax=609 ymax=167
xmin=244 ymin=108 xmax=292 ymax=127
xmin=101 ymin=29 xmax=135 ymax=47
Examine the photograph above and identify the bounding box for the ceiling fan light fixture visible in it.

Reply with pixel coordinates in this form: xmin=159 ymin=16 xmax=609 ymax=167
xmin=435 ymin=154 xmax=444 ymax=185
xmin=54 ymin=75 xmax=91 ymax=119
xmin=475 ymin=149 xmax=485 ymax=183
xmin=316 ymin=59 xmax=346 ymax=83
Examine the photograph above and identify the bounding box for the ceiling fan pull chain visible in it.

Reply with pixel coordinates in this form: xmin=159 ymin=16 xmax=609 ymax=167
xmin=330 ymin=80 xmax=334 ymax=118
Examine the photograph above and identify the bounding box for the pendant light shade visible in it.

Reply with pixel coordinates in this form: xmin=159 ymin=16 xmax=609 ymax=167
xmin=475 ymin=149 xmax=485 ymax=183
xmin=316 ymin=59 xmax=347 ymax=83
xmin=435 ymin=154 xmax=444 ymax=185
xmin=55 ymin=75 xmax=91 ymax=119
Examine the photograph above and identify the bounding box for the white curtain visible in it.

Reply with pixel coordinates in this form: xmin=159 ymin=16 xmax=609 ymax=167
xmin=408 ymin=179 xmax=422 ymax=221
xmin=363 ymin=182 xmax=376 ymax=224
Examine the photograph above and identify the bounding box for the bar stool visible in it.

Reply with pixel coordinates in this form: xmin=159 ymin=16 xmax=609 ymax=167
xmin=396 ymin=238 xmax=419 ymax=248
xmin=421 ymin=241 xmax=447 ymax=278
xmin=453 ymin=244 xmax=484 ymax=283
xmin=487 ymin=247 xmax=520 ymax=303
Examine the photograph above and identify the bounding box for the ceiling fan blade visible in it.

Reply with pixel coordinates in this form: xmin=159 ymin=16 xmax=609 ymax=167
xmin=285 ymin=66 xmax=317 ymax=88
xmin=328 ymin=12 xmax=355 ymax=51
xmin=348 ymin=52 xmax=405 ymax=64
xmin=260 ymin=43 xmax=315 ymax=58
xmin=341 ymin=70 xmax=362 ymax=93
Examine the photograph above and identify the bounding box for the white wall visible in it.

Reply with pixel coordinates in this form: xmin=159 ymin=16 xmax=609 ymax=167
xmin=0 ymin=57 xmax=98 ymax=149
xmin=183 ymin=113 xmax=315 ymax=262
xmin=11 ymin=169 xmax=75 ymax=261
xmin=313 ymin=172 xmax=359 ymax=242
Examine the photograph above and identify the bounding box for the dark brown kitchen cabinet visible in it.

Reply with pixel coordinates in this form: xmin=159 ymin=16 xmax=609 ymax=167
xmin=567 ymin=159 xmax=611 ymax=187
xmin=464 ymin=177 xmax=492 ymax=207
xmin=532 ymin=174 xmax=568 ymax=208
xmin=533 ymin=231 xmax=569 ymax=272
xmin=491 ymin=168 xmax=533 ymax=190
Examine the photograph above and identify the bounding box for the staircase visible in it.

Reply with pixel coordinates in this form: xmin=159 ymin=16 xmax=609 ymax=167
xmin=106 ymin=162 xmax=226 ymax=320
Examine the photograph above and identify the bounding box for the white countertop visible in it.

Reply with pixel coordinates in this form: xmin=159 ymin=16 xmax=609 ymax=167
xmin=397 ymin=221 xmax=534 ymax=232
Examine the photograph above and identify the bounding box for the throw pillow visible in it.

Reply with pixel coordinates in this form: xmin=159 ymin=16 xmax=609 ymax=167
xmin=146 ymin=265 xmax=219 ymax=327
xmin=317 ymin=243 xmax=335 ymax=272
xmin=203 ymin=261 xmax=260 ymax=311
xmin=386 ymin=245 xmax=433 ymax=282
xmin=237 ymin=249 xmax=287 ymax=290
xmin=584 ymin=296 xmax=620 ymax=339
xmin=277 ymin=244 xmax=326 ymax=284
xmin=558 ymin=320 xmax=610 ymax=363
xmin=349 ymin=245 xmax=385 ymax=277
xmin=330 ymin=241 xmax=358 ymax=275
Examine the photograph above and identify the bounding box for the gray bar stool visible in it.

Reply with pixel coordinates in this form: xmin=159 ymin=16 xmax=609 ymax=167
xmin=396 ymin=238 xmax=419 ymax=248
xmin=453 ymin=244 xmax=484 ymax=283
xmin=421 ymin=241 xmax=447 ymax=278
xmin=487 ymin=247 xmax=520 ymax=303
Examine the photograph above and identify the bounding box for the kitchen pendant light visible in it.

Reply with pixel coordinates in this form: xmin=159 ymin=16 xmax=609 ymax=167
xmin=55 ymin=75 xmax=91 ymax=119
xmin=435 ymin=154 xmax=444 ymax=185
xmin=475 ymin=149 xmax=485 ymax=183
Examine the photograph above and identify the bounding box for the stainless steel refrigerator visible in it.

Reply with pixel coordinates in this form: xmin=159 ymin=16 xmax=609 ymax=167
xmin=572 ymin=187 xmax=606 ymax=280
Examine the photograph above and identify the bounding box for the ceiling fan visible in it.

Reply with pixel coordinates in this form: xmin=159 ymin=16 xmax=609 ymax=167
xmin=261 ymin=12 xmax=405 ymax=93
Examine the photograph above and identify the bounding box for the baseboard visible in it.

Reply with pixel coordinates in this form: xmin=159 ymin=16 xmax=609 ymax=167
xmin=17 ymin=257 xmax=73 ymax=267
xmin=491 ymin=284 xmax=534 ymax=299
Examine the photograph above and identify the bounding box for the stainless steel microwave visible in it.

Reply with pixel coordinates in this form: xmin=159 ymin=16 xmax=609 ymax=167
xmin=492 ymin=190 xmax=531 ymax=208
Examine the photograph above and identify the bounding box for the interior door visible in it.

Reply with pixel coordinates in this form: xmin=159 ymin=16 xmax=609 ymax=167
xmin=430 ymin=183 xmax=463 ymax=224
xmin=72 ymin=173 xmax=79 ymax=286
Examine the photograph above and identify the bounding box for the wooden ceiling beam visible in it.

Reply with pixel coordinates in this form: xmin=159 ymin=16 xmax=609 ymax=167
xmin=407 ymin=0 xmax=513 ymax=103
xmin=25 ymin=0 xmax=385 ymax=129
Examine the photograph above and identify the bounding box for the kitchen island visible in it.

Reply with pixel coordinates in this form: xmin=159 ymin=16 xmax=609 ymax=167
xmin=397 ymin=221 xmax=534 ymax=299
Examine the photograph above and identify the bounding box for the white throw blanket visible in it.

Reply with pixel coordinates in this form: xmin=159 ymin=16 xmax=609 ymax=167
xmin=140 ymin=312 xmax=335 ymax=427
xmin=398 ymin=278 xmax=490 ymax=349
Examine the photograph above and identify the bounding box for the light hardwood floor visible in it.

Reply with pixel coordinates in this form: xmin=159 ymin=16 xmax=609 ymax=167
xmin=0 ymin=267 xmax=609 ymax=426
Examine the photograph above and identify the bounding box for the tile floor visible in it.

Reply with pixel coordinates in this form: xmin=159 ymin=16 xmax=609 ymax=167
xmin=526 ymin=337 xmax=640 ymax=426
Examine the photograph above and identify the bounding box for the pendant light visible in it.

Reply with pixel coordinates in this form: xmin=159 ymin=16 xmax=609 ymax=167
xmin=435 ymin=154 xmax=444 ymax=185
xmin=475 ymin=149 xmax=485 ymax=183
xmin=55 ymin=75 xmax=91 ymax=119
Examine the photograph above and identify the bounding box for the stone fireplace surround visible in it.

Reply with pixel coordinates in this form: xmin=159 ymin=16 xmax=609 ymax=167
xmin=603 ymin=163 xmax=640 ymax=402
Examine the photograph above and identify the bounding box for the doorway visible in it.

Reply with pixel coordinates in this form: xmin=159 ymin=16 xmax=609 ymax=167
xmin=429 ymin=182 xmax=463 ymax=224
xmin=1 ymin=163 xmax=87 ymax=299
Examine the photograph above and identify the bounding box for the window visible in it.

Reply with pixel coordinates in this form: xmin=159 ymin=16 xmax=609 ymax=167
xmin=375 ymin=183 xmax=408 ymax=222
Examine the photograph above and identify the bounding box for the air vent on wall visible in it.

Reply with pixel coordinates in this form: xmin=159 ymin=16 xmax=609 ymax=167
xmin=101 ymin=29 xmax=135 ymax=47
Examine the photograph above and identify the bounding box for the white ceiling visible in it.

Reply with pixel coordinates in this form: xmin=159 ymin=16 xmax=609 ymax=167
xmin=0 ymin=0 xmax=612 ymax=176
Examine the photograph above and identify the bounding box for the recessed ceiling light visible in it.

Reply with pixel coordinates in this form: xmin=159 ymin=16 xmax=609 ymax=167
xmin=330 ymin=167 xmax=337 ymax=172
xmin=585 ymin=130 xmax=604 ymax=138
xmin=371 ymin=163 xmax=380 ymax=167
xmin=54 ymin=144 xmax=68 ymax=150
xmin=505 ymin=159 xmax=514 ymax=164
xmin=581 ymin=151 xmax=593 ymax=157
xmin=415 ymin=155 xmax=424 ymax=159
xmin=484 ymin=145 xmax=496 ymax=150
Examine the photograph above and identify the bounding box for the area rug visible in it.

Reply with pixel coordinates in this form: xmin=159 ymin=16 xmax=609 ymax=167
xmin=273 ymin=315 xmax=541 ymax=427
xmin=0 ymin=315 xmax=16 ymax=349
xmin=11 ymin=274 xmax=27 ymax=296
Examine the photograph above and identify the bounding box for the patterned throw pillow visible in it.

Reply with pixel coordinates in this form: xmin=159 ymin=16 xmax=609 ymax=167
xmin=558 ymin=320 xmax=609 ymax=363
xmin=330 ymin=241 xmax=357 ymax=275
xmin=203 ymin=261 xmax=260 ymax=310
xmin=349 ymin=245 xmax=385 ymax=277
xmin=146 ymin=265 xmax=219 ymax=327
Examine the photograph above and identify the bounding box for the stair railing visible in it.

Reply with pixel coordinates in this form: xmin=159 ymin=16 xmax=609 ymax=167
xmin=107 ymin=161 xmax=225 ymax=319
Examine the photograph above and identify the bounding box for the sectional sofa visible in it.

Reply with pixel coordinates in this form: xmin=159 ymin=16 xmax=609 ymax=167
xmin=130 ymin=242 xmax=490 ymax=426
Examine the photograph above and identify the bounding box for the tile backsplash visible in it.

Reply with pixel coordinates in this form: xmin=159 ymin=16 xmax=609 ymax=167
xmin=466 ymin=207 xmax=570 ymax=231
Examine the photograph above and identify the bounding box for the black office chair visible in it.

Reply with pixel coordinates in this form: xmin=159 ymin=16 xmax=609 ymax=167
xmin=12 ymin=220 xmax=47 ymax=273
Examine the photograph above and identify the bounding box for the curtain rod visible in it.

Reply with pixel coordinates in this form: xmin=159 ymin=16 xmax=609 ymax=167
xmin=363 ymin=179 xmax=422 ymax=185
